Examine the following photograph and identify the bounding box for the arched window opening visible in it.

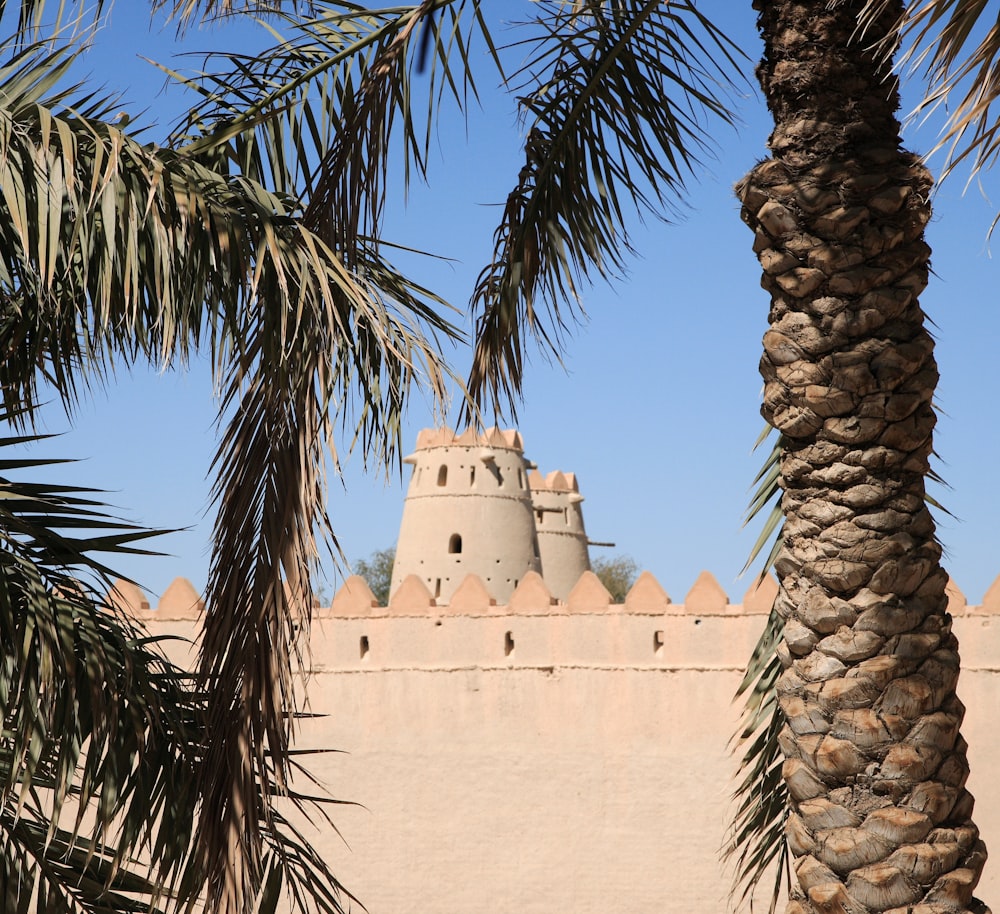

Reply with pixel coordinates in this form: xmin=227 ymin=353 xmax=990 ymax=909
xmin=448 ymin=533 xmax=462 ymax=554
xmin=470 ymin=465 xmax=476 ymax=485
xmin=437 ymin=464 xmax=448 ymax=486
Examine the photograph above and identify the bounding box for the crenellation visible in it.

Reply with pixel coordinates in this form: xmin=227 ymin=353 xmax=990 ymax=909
xmin=683 ymin=569 xmax=730 ymax=614
xmin=742 ymin=573 xmax=779 ymax=614
xmin=977 ymin=573 xmax=1000 ymax=614
xmin=414 ymin=426 xmax=525 ymax=452
xmin=327 ymin=574 xmax=379 ymax=618
xmin=131 ymin=588 xmax=1000 ymax=671
xmin=625 ymin=571 xmax=672 ymax=612
xmin=565 ymin=570 xmax=613 ymax=612
xmin=104 ymin=569 xmax=1000 ymax=623
xmin=107 ymin=578 xmax=150 ymax=615
xmin=158 ymin=576 xmax=205 ymax=619
xmin=509 ymin=570 xmax=557 ymax=613
xmin=448 ymin=574 xmax=497 ymax=613
xmin=945 ymin=576 xmax=968 ymax=615
xmin=388 ymin=574 xmax=437 ymax=612
xmin=528 ymin=469 xmax=579 ymax=493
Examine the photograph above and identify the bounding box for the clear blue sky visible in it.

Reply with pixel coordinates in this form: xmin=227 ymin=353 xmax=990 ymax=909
xmin=21 ymin=2 xmax=1000 ymax=605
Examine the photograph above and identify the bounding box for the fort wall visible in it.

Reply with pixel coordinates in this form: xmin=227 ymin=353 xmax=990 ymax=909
xmin=121 ymin=570 xmax=1000 ymax=914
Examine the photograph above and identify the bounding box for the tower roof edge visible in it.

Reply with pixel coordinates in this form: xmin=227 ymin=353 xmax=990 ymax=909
xmin=529 ymin=469 xmax=580 ymax=492
xmin=412 ymin=426 xmax=524 ymax=452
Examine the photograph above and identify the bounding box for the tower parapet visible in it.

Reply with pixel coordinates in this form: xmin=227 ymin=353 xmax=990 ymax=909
xmin=528 ymin=469 xmax=591 ymax=601
xmin=390 ymin=427 xmax=541 ymax=604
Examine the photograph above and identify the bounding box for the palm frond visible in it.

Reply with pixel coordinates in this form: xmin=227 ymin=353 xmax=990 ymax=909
xmin=0 ymin=416 xmax=358 ymax=914
xmin=0 ymin=29 xmax=459 ymax=912
xmin=0 ymin=418 xmax=192 ymax=913
xmin=194 ymin=227 xmax=456 ymax=913
xmin=0 ymin=0 xmax=105 ymax=47
xmin=146 ymin=28 xmax=481 ymax=904
xmin=144 ymin=10 xmax=475 ymax=909
xmin=465 ymin=0 xmax=743 ymax=417
xmin=165 ymin=1 xmax=495 ymax=223
xmin=741 ymin=428 xmax=785 ymax=576
xmin=299 ymin=0 xmax=494 ymax=250
xmin=724 ymin=424 xmax=789 ymax=913
xmin=860 ymin=0 xmax=1000 ymax=183
xmin=151 ymin=0 xmax=303 ymax=33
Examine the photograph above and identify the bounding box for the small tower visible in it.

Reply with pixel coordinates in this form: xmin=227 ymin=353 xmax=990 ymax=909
xmin=391 ymin=428 xmax=541 ymax=604
xmin=529 ymin=470 xmax=591 ymax=601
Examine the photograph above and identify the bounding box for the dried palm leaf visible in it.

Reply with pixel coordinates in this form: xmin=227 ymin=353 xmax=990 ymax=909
xmin=860 ymin=0 xmax=1000 ymax=184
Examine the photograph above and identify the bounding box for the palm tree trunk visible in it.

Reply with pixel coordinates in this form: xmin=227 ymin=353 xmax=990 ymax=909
xmin=737 ymin=2 xmax=989 ymax=911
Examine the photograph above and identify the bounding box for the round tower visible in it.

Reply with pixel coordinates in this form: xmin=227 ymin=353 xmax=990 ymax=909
xmin=528 ymin=469 xmax=591 ymax=601
xmin=391 ymin=427 xmax=541 ymax=604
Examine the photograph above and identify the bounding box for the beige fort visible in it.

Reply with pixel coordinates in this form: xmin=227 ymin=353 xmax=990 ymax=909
xmin=391 ymin=427 xmax=593 ymax=603
xmin=114 ymin=428 xmax=1000 ymax=914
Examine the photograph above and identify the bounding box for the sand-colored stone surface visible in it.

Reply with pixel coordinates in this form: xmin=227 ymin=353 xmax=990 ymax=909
xmin=132 ymin=569 xmax=1000 ymax=914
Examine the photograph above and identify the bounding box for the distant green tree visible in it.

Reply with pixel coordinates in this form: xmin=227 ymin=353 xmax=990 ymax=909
xmin=591 ymin=554 xmax=639 ymax=604
xmin=355 ymin=547 xmax=396 ymax=607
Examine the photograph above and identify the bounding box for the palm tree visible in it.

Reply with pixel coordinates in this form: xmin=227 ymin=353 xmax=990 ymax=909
xmin=729 ymin=2 xmax=992 ymax=911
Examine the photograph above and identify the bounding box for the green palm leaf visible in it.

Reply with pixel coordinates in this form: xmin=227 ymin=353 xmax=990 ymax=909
xmin=0 ymin=417 xmax=188 ymax=913
xmin=725 ymin=425 xmax=788 ymax=914
xmin=0 ymin=413 xmax=356 ymax=914
xmin=466 ymin=0 xmax=743 ymax=415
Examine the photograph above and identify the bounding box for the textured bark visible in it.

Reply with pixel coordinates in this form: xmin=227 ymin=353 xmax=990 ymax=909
xmin=737 ymin=2 xmax=989 ymax=912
